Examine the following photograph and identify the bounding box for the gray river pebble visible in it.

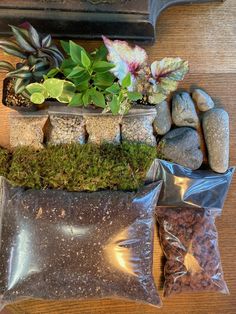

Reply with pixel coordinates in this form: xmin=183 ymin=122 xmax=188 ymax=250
xmin=202 ymin=108 xmax=229 ymax=173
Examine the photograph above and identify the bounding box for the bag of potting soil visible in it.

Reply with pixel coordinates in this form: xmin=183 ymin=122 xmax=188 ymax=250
xmin=0 ymin=177 xmax=162 ymax=309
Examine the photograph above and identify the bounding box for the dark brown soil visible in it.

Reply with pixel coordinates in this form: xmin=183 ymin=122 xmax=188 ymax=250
xmin=0 ymin=181 xmax=162 ymax=306
xmin=3 ymin=79 xmax=33 ymax=109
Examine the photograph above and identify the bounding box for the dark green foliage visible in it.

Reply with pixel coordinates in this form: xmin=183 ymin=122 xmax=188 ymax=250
xmin=0 ymin=147 xmax=10 ymax=177
xmin=2 ymin=143 xmax=158 ymax=192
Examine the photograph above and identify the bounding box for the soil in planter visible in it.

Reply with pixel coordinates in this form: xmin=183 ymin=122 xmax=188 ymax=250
xmin=3 ymin=79 xmax=32 ymax=109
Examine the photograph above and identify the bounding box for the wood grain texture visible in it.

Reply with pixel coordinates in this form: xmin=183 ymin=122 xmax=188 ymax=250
xmin=0 ymin=0 xmax=235 ymax=313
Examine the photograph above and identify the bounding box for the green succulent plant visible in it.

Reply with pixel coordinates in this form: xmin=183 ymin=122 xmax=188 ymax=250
xmin=0 ymin=22 xmax=64 ymax=95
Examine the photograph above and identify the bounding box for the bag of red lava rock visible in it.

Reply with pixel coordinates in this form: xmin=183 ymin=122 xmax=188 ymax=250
xmin=157 ymin=206 xmax=228 ymax=297
xmin=148 ymin=159 xmax=235 ymax=297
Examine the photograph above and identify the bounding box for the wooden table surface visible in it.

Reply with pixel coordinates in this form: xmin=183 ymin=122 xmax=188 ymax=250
xmin=0 ymin=1 xmax=236 ymax=313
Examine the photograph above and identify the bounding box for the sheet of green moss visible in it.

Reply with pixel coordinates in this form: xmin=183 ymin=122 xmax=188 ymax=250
xmin=1 ymin=143 xmax=158 ymax=191
xmin=0 ymin=147 xmax=10 ymax=177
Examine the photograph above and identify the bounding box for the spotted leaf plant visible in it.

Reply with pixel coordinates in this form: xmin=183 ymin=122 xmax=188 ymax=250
xmin=102 ymin=36 xmax=189 ymax=105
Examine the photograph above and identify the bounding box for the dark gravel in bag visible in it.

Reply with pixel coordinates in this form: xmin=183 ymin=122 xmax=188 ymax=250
xmin=0 ymin=177 xmax=162 ymax=309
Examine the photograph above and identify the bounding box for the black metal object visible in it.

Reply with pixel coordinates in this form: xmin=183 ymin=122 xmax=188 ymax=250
xmin=0 ymin=0 xmax=224 ymax=42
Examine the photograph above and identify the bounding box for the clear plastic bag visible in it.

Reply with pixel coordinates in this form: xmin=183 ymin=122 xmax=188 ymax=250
xmin=85 ymin=115 xmax=122 ymax=145
xmin=47 ymin=114 xmax=86 ymax=145
xmin=122 ymin=107 xmax=157 ymax=146
xmin=0 ymin=177 xmax=162 ymax=309
xmin=146 ymin=159 xmax=234 ymax=297
xmin=9 ymin=112 xmax=48 ymax=150
xmin=157 ymin=206 xmax=229 ymax=297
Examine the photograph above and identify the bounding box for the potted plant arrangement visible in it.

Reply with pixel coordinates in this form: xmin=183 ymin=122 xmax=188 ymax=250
xmin=0 ymin=23 xmax=189 ymax=114
xmin=0 ymin=23 xmax=190 ymax=147
xmin=0 ymin=23 xmax=229 ymax=173
xmin=0 ymin=22 xmax=64 ymax=111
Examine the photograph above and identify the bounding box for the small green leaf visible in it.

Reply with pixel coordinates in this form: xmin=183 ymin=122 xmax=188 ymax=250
xmin=109 ymin=95 xmax=120 ymax=115
xmin=122 ymin=73 xmax=131 ymax=88
xmin=69 ymin=93 xmax=83 ymax=107
xmin=82 ymin=90 xmax=91 ymax=106
xmin=92 ymin=61 xmax=114 ymax=73
xmin=106 ymin=83 xmax=120 ymax=94
xmin=60 ymin=58 xmax=76 ymax=70
xmin=81 ymin=51 xmax=91 ymax=68
xmin=46 ymin=68 xmax=60 ymax=78
xmin=73 ymin=80 xmax=89 ymax=92
xmin=69 ymin=41 xmax=85 ymax=64
xmin=56 ymin=81 xmax=76 ymax=103
xmin=43 ymin=78 xmax=64 ymax=98
xmin=60 ymin=40 xmax=70 ymax=54
xmin=90 ymin=89 xmax=106 ymax=108
xmin=127 ymin=91 xmax=142 ymax=101
xmin=94 ymin=72 xmax=115 ymax=88
xmin=93 ymin=44 xmax=108 ymax=62
xmin=26 ymin=83 xmax=45 ymax=95
xmin=72 ymin=71 xmax=90 ymax=84
xmin=30 ymin=92 xmax=45 ymax=104
xmin=67 ymin=65 xmax=86 ymax=78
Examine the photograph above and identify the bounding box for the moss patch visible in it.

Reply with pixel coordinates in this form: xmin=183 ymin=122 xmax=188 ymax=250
xmin=0 ymin=147 xmax=10 ymax=177
xmin=1 ymin=143 xmax=159 ymax=192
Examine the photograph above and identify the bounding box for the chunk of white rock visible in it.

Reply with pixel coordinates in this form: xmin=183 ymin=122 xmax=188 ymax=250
xmin=172 ymin=92 xmax=199 ymax=129
xmin=202 ymin=108 xmax=229 ymax=173
xmin=192 ymin=89 xmax=215 ymax=112
xmin=153 ymin=101 xmax=172 ymax=135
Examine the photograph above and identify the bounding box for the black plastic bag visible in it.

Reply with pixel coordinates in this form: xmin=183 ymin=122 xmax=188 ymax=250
xmin=146 ymin=159 xmax=234 ymax=210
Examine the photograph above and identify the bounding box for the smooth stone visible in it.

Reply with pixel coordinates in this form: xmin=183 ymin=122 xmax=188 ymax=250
xmin=159 ymin=127 xmax=203 ymax=170
xmin=172 ymin=92 xmax=199 ymax=129
xmin=153 ymin=101 xmax=172 ymax=135
xmin=192 ymin=89 xmax=215 ymax=112
xmin=202 ymin=108 xmax=229 ymax=173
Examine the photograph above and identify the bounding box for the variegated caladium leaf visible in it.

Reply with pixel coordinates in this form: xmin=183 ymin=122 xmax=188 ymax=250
xmin=149 ymin=57 xmax=189 ymax=104
xmin=150 ymin=57 xmax=189 ymax=91
xmin=102 ymin=36 xmax=147 ymax=91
